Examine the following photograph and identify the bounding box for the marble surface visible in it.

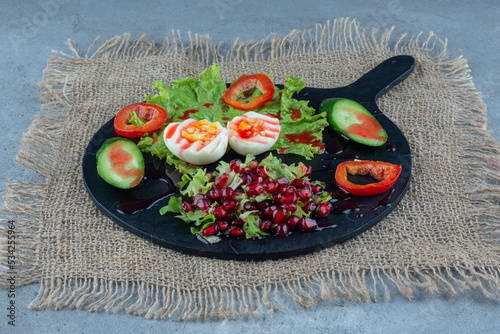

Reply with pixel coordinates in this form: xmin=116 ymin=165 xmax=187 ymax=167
xmin=1 ymin=0 xmax=499 ymax=333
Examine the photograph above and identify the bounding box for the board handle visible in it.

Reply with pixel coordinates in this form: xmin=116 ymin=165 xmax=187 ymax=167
xmin=349 ymin=55 xmax=415 ymax=103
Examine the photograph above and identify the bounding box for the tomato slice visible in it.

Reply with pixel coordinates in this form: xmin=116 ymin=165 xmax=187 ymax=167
xmin=223 ymin=73 xmax=275 ymax=111
xmin=114 ymin=103 xmax=168 ymax=138
xmin=335 ymin=160 xmax=402 ymax=196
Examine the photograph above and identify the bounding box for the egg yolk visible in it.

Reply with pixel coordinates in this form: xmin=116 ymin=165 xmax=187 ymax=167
xmin=229 ymin=117 xmax=265 ymax=139
xmin=181 ymin=120 xmax=221 ymax=146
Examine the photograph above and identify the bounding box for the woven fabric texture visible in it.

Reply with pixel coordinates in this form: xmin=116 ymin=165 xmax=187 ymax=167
xmin=1 ymin=19 xmax=499 ymax=319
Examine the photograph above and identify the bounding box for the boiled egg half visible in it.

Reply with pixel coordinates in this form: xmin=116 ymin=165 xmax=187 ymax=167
xmin=164 ymin=119 xmax=229 ymax=165
xmin=227 ymin=112 xmax=281 ymax=156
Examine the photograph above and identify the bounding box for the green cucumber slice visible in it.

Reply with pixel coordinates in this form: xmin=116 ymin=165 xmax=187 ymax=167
xmin=319 ymin=98 xmax=387 ymax=147
xmin=96 ymin=137 xmax=145 ymax=189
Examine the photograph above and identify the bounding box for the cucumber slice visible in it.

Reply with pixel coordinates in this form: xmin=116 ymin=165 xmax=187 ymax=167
xmin=320 ymin=98 xmax=387 ymax=147
xmin=96 ymin=137 xmax=145 ymax=189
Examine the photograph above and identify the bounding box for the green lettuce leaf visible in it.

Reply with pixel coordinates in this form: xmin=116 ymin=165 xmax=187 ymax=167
xmin=159 ymin=196 xmax=183 ymax=215
xmin=178 ymin=168 xmax=213 ymax=197
xmin=239 ymin=211 xmax=268 ymax=239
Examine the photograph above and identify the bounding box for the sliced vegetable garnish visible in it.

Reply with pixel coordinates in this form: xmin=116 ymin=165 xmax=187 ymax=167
xmin=96 ymin=138 xmax=145 ymax=189
xmin=114 ymin=103 xmax=168 ymax=138
xmin=320 ymin=98 xmax=387 ymax=147
xmin=164 ymin=119 xmax=229 ymax=165
xmin=335 ymin=160 xmax=401 ymax=196
xmin=227 ymin=112 xmax=280 ymax=156
xmin=223 ymin=73 xmax=275 ymax=111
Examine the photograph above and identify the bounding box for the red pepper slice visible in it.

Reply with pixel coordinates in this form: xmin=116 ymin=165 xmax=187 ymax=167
xmin=335 ymin=160 xmax=402 ymax=196
xmin=223 ymin=73 xmax=275 ymax=111
xmin=114 ymin=103 xmax=168 ymax=138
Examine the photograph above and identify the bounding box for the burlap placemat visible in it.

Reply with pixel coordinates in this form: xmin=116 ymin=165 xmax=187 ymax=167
xmin=2 ymin=19 xmax=499 ymax=319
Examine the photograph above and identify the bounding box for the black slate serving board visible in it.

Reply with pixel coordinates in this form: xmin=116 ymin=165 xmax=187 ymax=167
xmin=82 ymin=55 xmax=415 ymax=261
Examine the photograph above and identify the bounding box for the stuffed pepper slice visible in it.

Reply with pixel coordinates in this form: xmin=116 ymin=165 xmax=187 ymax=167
xmin=164 ymin=119 xmax=229 ymax=165
xmin=335 ymin=160 xmax=402 ymax=196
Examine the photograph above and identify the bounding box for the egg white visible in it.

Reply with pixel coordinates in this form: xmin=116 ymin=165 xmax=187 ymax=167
xmin=227 ymin=112 xmax=281 ymax=156
xmin=163 ymin=119 xmax=229 ymax=165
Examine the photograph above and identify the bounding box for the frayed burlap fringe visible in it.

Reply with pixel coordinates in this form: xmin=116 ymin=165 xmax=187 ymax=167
xmin=24 ymin=266 xmax=500 ymax=320
xmin=2 ymin=18 xmax=499 ymax=319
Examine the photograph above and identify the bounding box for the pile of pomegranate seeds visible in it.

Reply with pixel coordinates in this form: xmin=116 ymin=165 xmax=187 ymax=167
xmin=167 ymin=154 xmax=334 ymax=242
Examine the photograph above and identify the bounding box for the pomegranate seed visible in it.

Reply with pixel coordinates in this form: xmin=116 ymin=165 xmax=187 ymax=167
xmin=215 ymin=173 xmax=230 ymax=188
xmin=299 ymin=217 xmax=318 ymax=232
xmin=203 ymin=224 xmax=219 ymax=236
xmin=227 ymin=227 xmax=245 ymax=238
xmin=250 ymin=171 xmax=264 ymax=183
xmin=245 ymin=182 xmax=264 ymax=197
xmin=248 ymin=160 xmax=259 ymax=170
xmin=193 ymin=194 xmax=205 ymax=203
xmin=206 ymin=172 xmax=215 ymax=182
xmin=217 ymin=220 xmax=229 ymax=232
xmin=283 ymin=203 xmax=297 ymax=212
xmin=234 ymin=189 xmax=245 ymax=197
xmin=231 ymin=219 xmax=244 ymax=228
xmin=257 ymin=166 xmax=268 ymax=179
xmin=297 ymin=186 xmax=312 ymax=202
xmin=240 ymin=160 xmax=258 ymax=174
xmin=243 ymin=201 xmax=257 ymax=211
xmin=221 ymin=187 xmax=235 ymax=201
xmin=275 ymin=223 xmax=290 ymax=237
xmin=292 ymin=179 xmax=311 ymax=188
xmin=256 ymin=200 xmax=271 ymax=210
xmin=318 ymin=203 xmax=333 ymax=217
xmin=240 ymin=173 xmax=252 ymax=185
xmin=195 ymin=198 xmax=211 ymax=211
xmin=213 ymin=205 xmax=227 ymax=219
xmin=312 ymin=184 xmax=324 ymax=194
xmin=223 ymin=199 xmax=239 ymax=213
xmin=260 ymin=219 xmax=273 ymax=233
xmin=287 ymin=215 xmax=301 ymax=230
xmin=304 ymin=166 xmax=313 ymax=177
xmin=272 ymin=207 xmax=288 ymax=225
xmin=223 ymin=213 xmax=236 ymax=222
xmin=264 ymin=181 xmax=279 ymax=194
xmin=207 ymin=188 xmax=223 ymax=201
xmin=182 ymin=202 xmax=194 ymax=212
xmin=263 ymin=205 xmax=277 ymax=218
xmin=302 ymin=201 xmax=317 ymax=214
xmin=229 ymin=159 xmax=242 ymax=173
xmin=279 ymin=193 xmax=298 ymax=204
xmin=274 ymin=193 xmax=283 ymax=204
xmin=276 ymin=177 xmax=289 ymax=186
xmin=280 ymin=184 xmax=295 ymax=196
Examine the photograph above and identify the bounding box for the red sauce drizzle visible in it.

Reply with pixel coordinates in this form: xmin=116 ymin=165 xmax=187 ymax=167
xmin=274 ymin=109 xmax=301 ymax=121
xmin=165 ymin=123 xmax=179 ymax=139
xmin=280 ymin=131 xmax=325 ymax=153
xmin=108 ymin=143 xmax=143 ymax=187
xmin=178 ymin=109 xmax=199 ymax=120
xmin=290 ymin=109 xmax=302 ymax=121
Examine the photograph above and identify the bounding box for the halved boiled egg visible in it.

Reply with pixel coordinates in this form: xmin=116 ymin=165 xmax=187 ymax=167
xmin=164 ymin=119 xmax=229 ymax=165
xmin=227 ymin=112 xmax=281 ymax=156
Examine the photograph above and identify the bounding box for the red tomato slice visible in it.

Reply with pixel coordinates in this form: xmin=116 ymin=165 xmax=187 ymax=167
xmin=223 ymin=73 xmax=275 ymax=111
xmin=114 ymin=103 xmax=167 ymax=138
